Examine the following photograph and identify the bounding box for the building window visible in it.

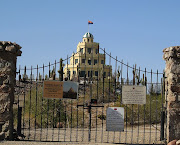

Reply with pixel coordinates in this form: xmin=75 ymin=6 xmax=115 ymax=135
xmin=96 ymin=49 xmax=98 ymax=54
xmin=80 ymin=48 xmax=83 ymax=53
xmin=75 ymin=59 xmax=78 ymax=64
xmin=88 ymin=48 xmax=91 ymax=54
xmin=88 ymin=71 xmax=93 ymax=77
xmin=108 ymin=72 xmax=110 ymax=76
xmin=103 ymin=72 xmax=106 ymax=78
xmin=101 ymin=60 xmax=104 ymax=64
xmin=88 ymin=60 xmax=91 ymax=65
xmin=68 ymin=71 xmax=71 ymax=79
xmin=95 ymin=71 xmax=98 ymax=76
xmin=80 ymin=71 xmax=85 ymax=77
xmin=94 ymin=59 xmax=97 ymax=65
xmin=82 ymin=59 xmax=85 ymax=63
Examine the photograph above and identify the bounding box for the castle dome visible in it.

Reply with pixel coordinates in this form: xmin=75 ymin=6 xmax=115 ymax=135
xmin=83 ymin=32 xmax=94 ymax=38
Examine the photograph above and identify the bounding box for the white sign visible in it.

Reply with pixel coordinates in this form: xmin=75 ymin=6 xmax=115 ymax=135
xmin=106 ymin=107 xmax=124 ymax=132
xmin=122 ymin=85 xmax=146 ymax=104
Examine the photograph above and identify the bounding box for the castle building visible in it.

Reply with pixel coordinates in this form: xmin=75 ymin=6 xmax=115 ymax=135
xmin=64 ymin=32 xmax=112 ymax=80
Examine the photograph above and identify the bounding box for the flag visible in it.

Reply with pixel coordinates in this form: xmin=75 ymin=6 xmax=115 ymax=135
xmin=88 ymin=21 xmax=93 ymax=24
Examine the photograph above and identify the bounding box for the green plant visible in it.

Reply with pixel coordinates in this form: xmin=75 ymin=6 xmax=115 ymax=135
xmin=98 ymin=114 xmax=106 ymax=120
xmin=20 ymin=85 xmax=66 ymax=128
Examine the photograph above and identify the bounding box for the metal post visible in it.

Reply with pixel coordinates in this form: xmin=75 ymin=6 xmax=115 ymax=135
xmin=0 ymin=127 xmax=1 ymax=133
xmin=160 ymin=111 xmax=165 ymax=141
xmin=88 ymin=104 xmax=92 ymax=142
xmin=9 ymin=92 xmax=14 ymax=140
xmin=77 ymin=104 xmax=104 ymax=142
xmin=17 ymin=107 xmax=22 ymax=136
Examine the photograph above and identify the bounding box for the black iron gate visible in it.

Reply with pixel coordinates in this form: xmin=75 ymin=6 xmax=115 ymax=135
xmin=14 ymin=48 xmax=167 ymax=144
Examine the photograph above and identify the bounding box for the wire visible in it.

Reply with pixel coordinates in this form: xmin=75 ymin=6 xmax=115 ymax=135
xmin=99 ymin=48 xmax=163 ymax=74
xmin=19 ymin=48 xmax=163 ymax=74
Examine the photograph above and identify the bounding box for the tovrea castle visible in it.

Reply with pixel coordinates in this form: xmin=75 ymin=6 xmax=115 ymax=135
xmin=64 ymin=32 xmax=112 ymax=80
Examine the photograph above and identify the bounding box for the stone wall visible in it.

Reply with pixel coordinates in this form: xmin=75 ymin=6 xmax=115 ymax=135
xmin=0 ymin=41 xmax=21 ymax=139
xmin=163 ymin=46 xmax=180 ymax=142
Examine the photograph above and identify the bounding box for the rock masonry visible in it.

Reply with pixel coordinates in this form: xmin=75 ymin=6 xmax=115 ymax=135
xmin=0 ymin=41 xmax=21 ymax=139
xmin=163 ymin=46 xmax=180 ymax=142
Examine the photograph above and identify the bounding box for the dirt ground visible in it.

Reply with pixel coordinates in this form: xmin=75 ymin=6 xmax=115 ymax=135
xmin=0 ymin=141 xmax=114 ymax=145
xmin=1 ymin=124 xmax=165 ymax=145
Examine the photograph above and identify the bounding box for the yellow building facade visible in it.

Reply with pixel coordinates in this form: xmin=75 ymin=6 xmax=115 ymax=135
xmin=64 ymin=32 xmax=112 ymax=80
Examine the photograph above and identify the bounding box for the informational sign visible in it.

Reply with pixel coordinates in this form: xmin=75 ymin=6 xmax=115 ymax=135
xmin=43 ymin=81 xmax=78 ymax=99
xmin=106 ymin=107 xmax=124 ymax=132
xmin=43 ymin=81 xmax=63 ymax=99
xmin=122 ymin=85 xmax=146 ymax=104
xmin=63 ymin=81 xmax=78 ymax=99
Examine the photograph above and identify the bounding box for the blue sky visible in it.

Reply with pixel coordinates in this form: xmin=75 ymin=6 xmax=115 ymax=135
xmin=1 ymin=0 xmax=180 ymax=73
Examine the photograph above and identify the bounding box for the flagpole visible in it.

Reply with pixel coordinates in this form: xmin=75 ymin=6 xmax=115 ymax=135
xmin=88 ymin=20 xmax=93 ymax=33
xmin=88 ymin=23 xmax=89 ymax=33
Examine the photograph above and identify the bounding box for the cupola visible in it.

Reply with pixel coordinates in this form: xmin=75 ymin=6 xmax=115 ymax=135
xmin=83 ymin=32 xmax=94 ymax=43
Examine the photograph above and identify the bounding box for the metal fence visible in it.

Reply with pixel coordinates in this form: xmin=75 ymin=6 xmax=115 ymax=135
xmin=14 ymin=48 xmax=166 ymax=144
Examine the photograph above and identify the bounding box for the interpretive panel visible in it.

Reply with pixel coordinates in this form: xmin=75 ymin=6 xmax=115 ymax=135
xmin=43 ymin=81 xmax=63 ymax=99
xmin=63 ymin=81 xmax=78 ymax=99
xmin=43 ymin=81 xmax=78 ymax=99
xmin=122 ymin=85 xmax=146 ymax=104
xmin=106 ymin=107 xmax=124 ymax=132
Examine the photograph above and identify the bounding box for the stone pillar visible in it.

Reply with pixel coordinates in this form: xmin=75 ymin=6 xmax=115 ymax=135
xmin=163 ymin=46 xmax=180 ymax=142
xmin=0 ymin=41 xmax=21 ymax=140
